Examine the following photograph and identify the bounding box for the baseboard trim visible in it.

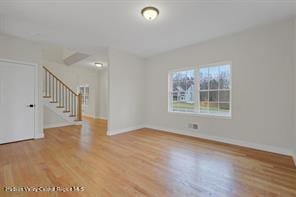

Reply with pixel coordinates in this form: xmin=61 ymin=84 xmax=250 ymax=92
xmin=95 ymin=116 xmax=108 ymax=120
xmin=34 ymin=133 xmax=44 ymax=139
xmin=144 ymin=125 xmax=293 ymax=156
xmin=106 ymin=124 xmax=293 ymax=158
xmin=107 ymin=125 xmax=144 ymax=136
xmin=44 ymin=122 xmax=76 ymax=129
xmin=83 ymin=115 xmax=108 ymax=120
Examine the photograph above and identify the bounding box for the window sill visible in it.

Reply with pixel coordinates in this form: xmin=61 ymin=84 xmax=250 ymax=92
xmin=168 ymin=111 xmax=232 ymax=119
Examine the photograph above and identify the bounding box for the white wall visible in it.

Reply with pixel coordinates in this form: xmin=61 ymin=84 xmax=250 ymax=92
xmin=96 ymin=69 xmax=108 ymax=119
xmin=43 ymin=107 xmax=67 ymax=128
xmin=144 ymin=20 xmax=295 ymax=154
xmin=107 ymin=48 xmax=144 ymax=135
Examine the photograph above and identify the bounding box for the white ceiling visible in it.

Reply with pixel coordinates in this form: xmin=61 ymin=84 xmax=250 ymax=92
xmin=0 ymin=0 xmax=295 ymax=57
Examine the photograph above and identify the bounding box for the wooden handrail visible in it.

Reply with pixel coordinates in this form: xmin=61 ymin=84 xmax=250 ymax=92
xmin=43 ymin=66 xmax=82 ymax=121
xmin=43 ymin=66 xmax=78 ymax=96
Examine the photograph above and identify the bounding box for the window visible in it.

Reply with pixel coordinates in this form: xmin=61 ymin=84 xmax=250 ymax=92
xmin=199 ymin=64 xmax=231 ymax=116
xmin=79 ymin=85 xmax=89 ymax=107
xmin=169 ymin=69 xmax=196 ymax=112
xmin=169 ymin=63 xmax=231 ymax=117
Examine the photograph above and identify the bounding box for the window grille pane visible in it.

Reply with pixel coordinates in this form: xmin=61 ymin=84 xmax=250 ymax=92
xmin=200 ymin=68 xmax=209 ymax=90
xmin=219 ymin=103 xmax=230 ymax=112
xmin=209 ymin=66 xmax=219 ymax=89
xmin=209 ymin=102 xmax=219 ymax=112
xmin=219 ymin=65 xmax=230 ymax=89
xmin=209 ymin=91 xmax=218 ymax=102
xmin=219 ymin=90 xmax=230 ymax=102
xmin=200 ymin=91 xmax=208 ymax=102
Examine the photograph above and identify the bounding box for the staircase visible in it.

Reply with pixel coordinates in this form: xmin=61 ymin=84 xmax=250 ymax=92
xmin=43 ymin=66 xmax=82 ymax=122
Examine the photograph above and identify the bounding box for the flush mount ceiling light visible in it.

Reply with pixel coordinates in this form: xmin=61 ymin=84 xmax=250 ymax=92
xmin=95 ymin=62 xmax=103 ymax=68
xmin=141 ymin=6 xmax=159 ymax=21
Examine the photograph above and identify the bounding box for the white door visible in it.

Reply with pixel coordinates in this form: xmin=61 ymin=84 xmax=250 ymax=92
xmin=0 ymin=60 xmax=35 ymax=144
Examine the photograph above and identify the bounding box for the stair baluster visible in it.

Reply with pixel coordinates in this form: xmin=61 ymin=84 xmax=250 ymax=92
xmin=49 ymin=74 xmax=51 ymax=98
xmin=45 ymin=71 xmax=47 ymax=97
xmin=43 ymin=66 xmax=82 ymax=121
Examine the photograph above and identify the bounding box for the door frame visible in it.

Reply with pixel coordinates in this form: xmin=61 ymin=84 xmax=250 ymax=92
xmin=0 ymin=58 xmax=40 ymax=139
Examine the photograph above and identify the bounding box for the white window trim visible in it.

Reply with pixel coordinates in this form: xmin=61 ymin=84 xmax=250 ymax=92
xmin=168 ymin=61 xmax=232 ymax=118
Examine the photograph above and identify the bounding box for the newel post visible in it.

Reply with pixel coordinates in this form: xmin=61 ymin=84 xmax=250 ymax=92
xmin=77 ymin=93 xmax=82 ymax=121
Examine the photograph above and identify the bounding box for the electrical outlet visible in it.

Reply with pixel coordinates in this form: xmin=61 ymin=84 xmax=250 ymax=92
xmin=192 ymin=124 xmax=198 ymax=130
xmin=188 ymin=123 xmax=198 ymax=130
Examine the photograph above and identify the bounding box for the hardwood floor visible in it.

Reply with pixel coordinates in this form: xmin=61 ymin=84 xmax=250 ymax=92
xmin=1 ymin=117 xmax=296 ymax=196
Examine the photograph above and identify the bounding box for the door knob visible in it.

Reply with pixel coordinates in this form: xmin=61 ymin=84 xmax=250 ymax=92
xmin=27 ymin=104 xmax=35 ymax=108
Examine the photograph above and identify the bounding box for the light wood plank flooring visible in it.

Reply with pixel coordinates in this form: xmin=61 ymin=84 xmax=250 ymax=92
xmin=1 ymin=117 xmax=296 ymax=196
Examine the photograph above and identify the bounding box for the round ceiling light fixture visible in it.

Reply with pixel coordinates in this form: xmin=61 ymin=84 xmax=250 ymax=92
xmin=95 ymin=62 xmax=103 ymax=68
xmin=141 ymin=6 xmax=159 ymax=21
